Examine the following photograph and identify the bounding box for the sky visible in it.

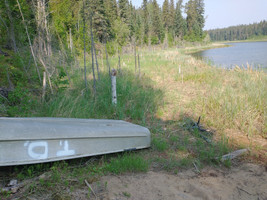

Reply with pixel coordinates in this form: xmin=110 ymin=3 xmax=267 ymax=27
xmin=131 ymin=0 xmax=267 ymax=30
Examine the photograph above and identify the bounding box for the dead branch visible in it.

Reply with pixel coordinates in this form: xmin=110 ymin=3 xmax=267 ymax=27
xmin=84 ymin=179 xmax=97 ymax=199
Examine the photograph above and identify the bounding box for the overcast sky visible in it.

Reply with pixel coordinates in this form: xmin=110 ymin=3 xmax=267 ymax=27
xmin=131 ymin=0 xmax=267 ymax=30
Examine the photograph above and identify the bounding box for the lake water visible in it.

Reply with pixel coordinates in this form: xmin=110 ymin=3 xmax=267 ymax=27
xmin=191 ymin=41 xmax=267 ymax=70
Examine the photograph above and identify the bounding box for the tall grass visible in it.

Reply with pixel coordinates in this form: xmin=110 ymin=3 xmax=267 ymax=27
xmin=35 ymin=70 xmax=162 ymax=124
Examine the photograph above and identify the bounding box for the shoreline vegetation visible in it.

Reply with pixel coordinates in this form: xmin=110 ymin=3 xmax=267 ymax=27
xmin=1 ymin=43 xmax=267 ymax=199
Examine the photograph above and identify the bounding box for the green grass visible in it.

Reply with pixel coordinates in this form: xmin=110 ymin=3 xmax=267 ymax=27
xmin=104 ymin=153 xmax=149 ymax=174
xmin=1 ymin=43 xmax=266 ymax=199
xmin=33 ymin=70 xmax=162 ymax=125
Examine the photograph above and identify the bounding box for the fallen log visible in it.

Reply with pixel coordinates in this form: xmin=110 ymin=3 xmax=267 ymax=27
xmin=220 ymin=149 xmax=249 ymax=162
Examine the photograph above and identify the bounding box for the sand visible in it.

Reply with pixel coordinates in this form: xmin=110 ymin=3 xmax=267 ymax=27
xmin=98 ymin=163 xmax=267 ymax=200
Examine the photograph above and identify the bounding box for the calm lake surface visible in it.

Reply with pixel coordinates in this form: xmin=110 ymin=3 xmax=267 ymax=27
xmin=192 ymin=41 xmax=267 ymax=70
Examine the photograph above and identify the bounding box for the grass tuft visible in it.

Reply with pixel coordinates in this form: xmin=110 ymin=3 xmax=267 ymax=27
xmin=104 ymin=153 xmax=149 ymax=174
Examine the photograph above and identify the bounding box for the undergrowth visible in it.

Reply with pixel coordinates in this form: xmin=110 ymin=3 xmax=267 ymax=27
xmin=1 ymin=44 xmax=266 ymax=199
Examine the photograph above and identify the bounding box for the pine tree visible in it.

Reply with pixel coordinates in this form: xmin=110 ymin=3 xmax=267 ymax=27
xmin=90 ymin=0 xmax=110 ymax=42
xmin=185 ymin=0 xmax=205 ymax=41
xmin=174 ymin=0 xmax=186 ymax=38
xmin=169 ymin=0 xmax=175 ymax=32
xmin=196 ymin=0 xmax=205 ymax=38
xmin=162 ymin=0 xmax=169 ymax=29
xmin=103 ymin=0 xmax=117 ymax=25
xmin=128 ymin=2 xmax=136 ymax=38
xmin=142 ymin=0 xmax=149 ymax=44
xmin=118 ymin=0 xmax=128 ymax=23
xmin=151 ymin=0 xmax=163 ymax=44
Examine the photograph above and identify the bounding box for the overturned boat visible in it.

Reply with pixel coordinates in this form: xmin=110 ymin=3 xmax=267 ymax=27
xmin=0 ymin=117 xmax=151 ymax=166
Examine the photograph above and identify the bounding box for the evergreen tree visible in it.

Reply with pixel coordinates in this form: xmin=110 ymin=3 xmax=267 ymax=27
xmin=169 ymin=0 xmax=175 ymax=32
xmin=162 ymin=0 xmax=169 ymax=29
xmin=185 ymin=0 xmax=205 ymax=41
xmin=103 ymin=0 xmax=117 ymax=25
xmin=128 ymin=2 xmax=137 ymax=38
xmin=174 ymin=0 xmax=186 ymax=38
xmin=89 ymin=0 xmax=110 ymax=42
xmin=196 ymin=0 xmax=205 ymax=38
xmin=142 ymin=0 xmax=149 ymax=44
xmin=151 ymin=0 xmax=164 ymax=44
xmin=118 ymin=0 xmax=128 ymax=23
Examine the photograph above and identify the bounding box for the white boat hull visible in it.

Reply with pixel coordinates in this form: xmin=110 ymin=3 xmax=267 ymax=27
xmin=0 ymin=118 xmax=151 ymax=166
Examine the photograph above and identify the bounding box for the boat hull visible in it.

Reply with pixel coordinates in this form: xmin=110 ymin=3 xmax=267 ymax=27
xmin=0 ymin=118 xmax=151 ymax=166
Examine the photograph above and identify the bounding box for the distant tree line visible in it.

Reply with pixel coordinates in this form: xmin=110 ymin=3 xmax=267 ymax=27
xmin=208 ymin=20 xmax=267 ymax=41
xmin=0 ymin=0 xmax=206 ymax=55
xmin=0 ymin=0 xmax=206 ymax=97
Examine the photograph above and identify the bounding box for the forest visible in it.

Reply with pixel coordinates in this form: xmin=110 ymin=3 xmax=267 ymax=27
xmin=0 ymin=0 xmax=206 ymax=115
xmin=208 ymin=20 xmax=267 ymax=41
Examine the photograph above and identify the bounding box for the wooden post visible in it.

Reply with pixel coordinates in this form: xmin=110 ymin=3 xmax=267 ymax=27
xmin=111 ymin=69 xmax=117 ymax=105
xmin=42 ymin=71 xmax=46 ymax=101
xmin=138 ymin=53 xmax=141 ymax=78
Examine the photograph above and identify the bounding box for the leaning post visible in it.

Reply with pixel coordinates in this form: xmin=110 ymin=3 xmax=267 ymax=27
xmin=111 ymin=69 xmax=117 ymax=105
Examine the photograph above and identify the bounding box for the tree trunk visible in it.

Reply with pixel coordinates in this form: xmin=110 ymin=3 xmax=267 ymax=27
xmin=90 ymin=14 xmax=96 ymax=94
xmin=42 ymin=71 xmax=46 ymax=101
xmin=93 ymin=44 xmax=100 ymax=80
xmin=105 ymin=42 xmax=110 ymax=76
xmin=83 ymin=0 xmax=87 ymax=89
xmin=16 ymin=0 xmax=41 ymax=83
xmin=134 ymin=39 xmax=137 ymax=74
xmin=4 ymin=0 xmax=17 ymax=52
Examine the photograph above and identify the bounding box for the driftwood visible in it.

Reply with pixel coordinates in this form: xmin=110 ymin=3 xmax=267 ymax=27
xmin=0 ymin=179 xmax=19 ymax=194
xmin=220 ymin=149 xmax=249 ymax=162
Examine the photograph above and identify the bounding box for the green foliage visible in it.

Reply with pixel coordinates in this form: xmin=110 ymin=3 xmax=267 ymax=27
xmin=113 ymin=19 xmax=130 ymax=47
xmin=7 ymin=83 xmax=37 ymax=117
xmin=209 ymin=20 xmax=267 ymax=41
xmin=185 ymin=0 xmax=205 ymax=41
xmin=104 ymin=153 xmax=149 ymax=174
xmin=106 ymin=40 xmax=116 ymax=55
xmin=152 ymin=137 xmax=168 ymax=151
xmin=36 ymin=71 xmax=162 ymax=122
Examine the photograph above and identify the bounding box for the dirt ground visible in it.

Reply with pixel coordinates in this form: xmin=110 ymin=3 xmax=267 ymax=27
xmin=96 ymin=162 xmax=267 ymax=200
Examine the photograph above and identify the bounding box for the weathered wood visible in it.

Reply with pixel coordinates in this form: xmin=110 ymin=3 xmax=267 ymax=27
xmin=39 ymin=57 xmax=53 ymax=94
xmin=90 ymin=14 xmax=96 ymax=94
xmin=111 ymin=69 xmax=117 ymax=105
xmin=16 ymin=0 xmax=41 ymax=83
xmin=93 ymin=44 xmax=100 ymax=80
xmin=85 ymin=179 xmax=97 ymax=198
xmin=138 ymin=53 xmax=141 ymax=78
xmin=83 ymin=0 xmax=87 ymax=89
xmin=134 ymin=39 xmax=137 ymax=74
xmin=220 ymin=149 xmax=249 ymax=161
xmin=42 ymin=71 xmax=46 ymax=101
